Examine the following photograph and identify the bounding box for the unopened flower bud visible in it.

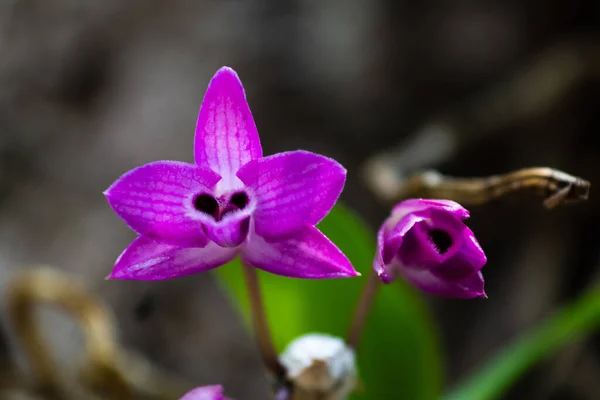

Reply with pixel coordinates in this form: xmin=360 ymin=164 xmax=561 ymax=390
xmin=279 ymin=333 xmax=357 ymax=400
xmin=374 ymin=199 xmax=487 ymax=298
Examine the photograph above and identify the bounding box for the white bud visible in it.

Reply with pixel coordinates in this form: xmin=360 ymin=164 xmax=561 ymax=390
xmin=279 ymin=333 xmax=357 ymax=400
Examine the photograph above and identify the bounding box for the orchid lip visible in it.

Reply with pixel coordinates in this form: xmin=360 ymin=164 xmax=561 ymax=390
xmin=428 ymin=228 xmax=452 ymax=254
xmin=416 ymin=218 xmax=463 ymax=262
xmin=193 ymin=190 xmax=254 ymax=248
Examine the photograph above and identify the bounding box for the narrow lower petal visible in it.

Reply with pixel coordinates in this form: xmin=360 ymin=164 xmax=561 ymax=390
xmin=401 ymin=267 xmax=486 ymax=298
xmin=241 ymin=226 xmax=358 ymax=279
xmin=180 ymin=385 xmax=227 ymax=400
xmin=237 ymin=150 xmax=346 ymax=240
xmin=109 ymin=236 xmax=237 ymax=280
xmin=194 ymin=67 xmax=262 ymax=189
xmin=104 ymin=161 xmax=221 ymax=247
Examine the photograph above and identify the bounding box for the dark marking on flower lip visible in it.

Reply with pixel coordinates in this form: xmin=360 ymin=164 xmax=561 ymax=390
xmin=194 ymin=191 xmax=250 ymax=221
xmin=230 ymin=191 xmax=249 ymax=210
xmin=220 ymin=205 xmax=239 ymax=219
xmin=193 ymin=193 xmax=219 ymax=218
xmin=428 ymin=229 xmax=452 ymax=254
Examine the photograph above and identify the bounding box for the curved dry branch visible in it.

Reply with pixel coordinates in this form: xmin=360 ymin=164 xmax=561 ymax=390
xmin=4 ymin=266 xmax=191 ymax=400
xmin=366 ymin=166 xmax=590 ymax=209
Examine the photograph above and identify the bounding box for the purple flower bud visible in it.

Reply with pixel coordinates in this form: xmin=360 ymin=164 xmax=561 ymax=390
xmin=374 ymin=199 xmax=487 ymax=298
xmin=180 ymin=385 xmax=228 ymax=400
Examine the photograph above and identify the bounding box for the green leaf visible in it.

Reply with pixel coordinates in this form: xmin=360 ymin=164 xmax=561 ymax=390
xmin=443 ymin=285 xmax=600 ymax=400
xmin=215 ymin=203 xmax=442 ymax=399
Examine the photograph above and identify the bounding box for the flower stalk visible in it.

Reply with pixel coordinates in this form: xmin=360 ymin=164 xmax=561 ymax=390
xmin=241 ymin=262 xmax=287 ymax=380
xmin=346 ymin=270 xmax=381 ymax=349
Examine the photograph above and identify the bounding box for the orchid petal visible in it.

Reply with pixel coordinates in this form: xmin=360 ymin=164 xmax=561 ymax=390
xmin=373 ymin=224 xmax=393 ymax=282
xmin=104 ymin=161 xmax=221 ymax=247
xmin=382 ymin=212 xmax=428 ymax=264
xmin=374 ymin=211 xmax=427 ymax=283
xmin=396 ymin=211 xmax=465 ymax=270
xmin=108 ymin=236 xmax=236 ymax=280
xmin=432 ymin=226 xmax=487 ymax=280
xmin=391 ymin=198 xmax=470 ymax=220
xmin=202 ymin=213 xmax=251 ymax=248
xmin=401 ymin=267 xmax=486 ymax=299
xmin=396 ymin=222 xmax=444 ymax=268
xmin=180 ymin=385 xmax=227 ymax=400
xmin=241 ymin=226 xmax=358 ymax=279
xmin=194 ymin=67 xmax=262 ymax=189
xmin=237 ymin=150 xmax=346 ymax=240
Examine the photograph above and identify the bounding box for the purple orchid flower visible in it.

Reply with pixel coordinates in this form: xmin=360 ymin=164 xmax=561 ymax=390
xmin=180 ymin=385 xmax=228 ymax=400
xmin=374 ymin=199 xmax=487 ymax=298
xmin=105 ymin=67 xmax=358 ymax=280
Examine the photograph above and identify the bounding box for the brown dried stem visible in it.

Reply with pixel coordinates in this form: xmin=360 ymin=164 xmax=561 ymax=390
xmin=5 ymin=267 xmax=191 ymax=399
xmin=364 ymin=40 xmax=599 ymax=201
xmin=369 ymin=167 xmax=590 ymax=209
xmin=6 ymin=267 xmax=130 ymax=399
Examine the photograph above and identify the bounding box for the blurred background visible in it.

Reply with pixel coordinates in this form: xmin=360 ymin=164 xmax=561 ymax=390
xmin=0 ymin=0 xmax=598 ymax=399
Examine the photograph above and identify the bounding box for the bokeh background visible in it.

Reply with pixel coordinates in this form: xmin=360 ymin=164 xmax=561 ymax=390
xmin=0 ymin=0 xmax=598 ymax=399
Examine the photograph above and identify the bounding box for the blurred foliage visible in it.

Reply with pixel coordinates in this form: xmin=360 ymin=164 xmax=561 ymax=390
xmin=443 ymin=285 xmax=600 ymax=400
xmin=215 ymin=203 xmax=442 ymax=399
